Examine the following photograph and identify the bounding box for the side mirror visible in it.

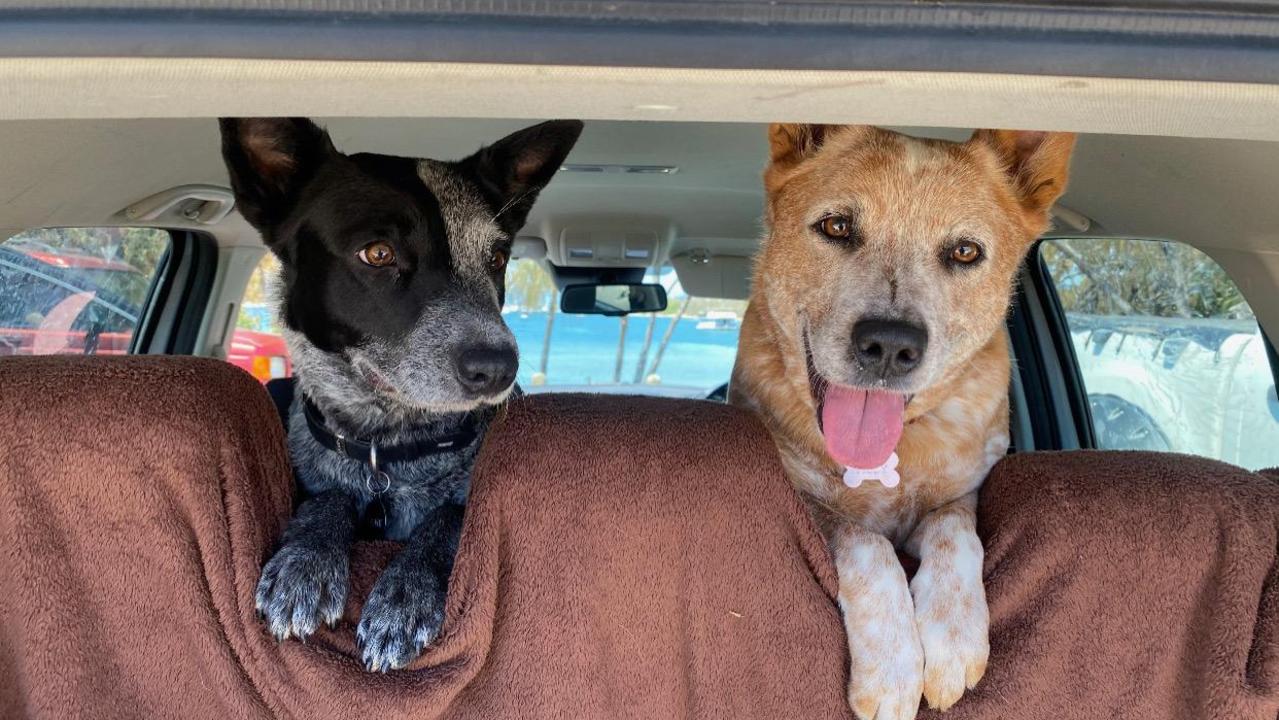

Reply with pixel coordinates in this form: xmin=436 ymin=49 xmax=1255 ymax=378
xmin=560 ymin=283 xmax=668 ymax=316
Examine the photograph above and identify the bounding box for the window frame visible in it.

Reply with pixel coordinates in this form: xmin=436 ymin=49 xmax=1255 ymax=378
xmin=1008 ymin=260 xmax=1090 ymax=451
xmin=130 ymin=229 xmax=217 ymax=355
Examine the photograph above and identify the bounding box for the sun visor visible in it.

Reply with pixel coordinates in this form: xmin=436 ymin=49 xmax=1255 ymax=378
xmin=670 ymin=251 xmax=752 ymax=300
xmin=512 ymin=235 xmax=547 ymax=260
xmin=542 ymin=216 xmax=671 ymax=268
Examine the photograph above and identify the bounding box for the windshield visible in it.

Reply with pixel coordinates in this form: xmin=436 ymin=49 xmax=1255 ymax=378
xmin=504 ymin=259 xmax=745 ymax=398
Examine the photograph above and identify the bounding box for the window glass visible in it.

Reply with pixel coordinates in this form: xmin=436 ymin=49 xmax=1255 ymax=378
xmin=0 ymin=227 xmax=169 ymax=357
xmin=231 ymin=252 xmax=292 ymax=383
xmin=1040 ymin=238 xmax=1278 ymax=470
xmin=227 ymin=255 xmax=746 ymax=397
xmin=505 ymin=259 xmax=744 ymax=399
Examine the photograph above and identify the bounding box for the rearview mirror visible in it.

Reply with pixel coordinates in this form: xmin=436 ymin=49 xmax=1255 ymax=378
xmin=560 ymin=283 xmax=668 ymax=316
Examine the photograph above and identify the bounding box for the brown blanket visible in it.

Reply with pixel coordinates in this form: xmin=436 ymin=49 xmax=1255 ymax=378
xmin=0 ymin=356 xmax=1275 ymax=719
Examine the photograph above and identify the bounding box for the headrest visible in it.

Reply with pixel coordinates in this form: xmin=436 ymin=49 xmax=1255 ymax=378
xmin=0 ymin=355 xmax=286 ymax=463
xmin=0 ymin=361 xmax=849 ymax=719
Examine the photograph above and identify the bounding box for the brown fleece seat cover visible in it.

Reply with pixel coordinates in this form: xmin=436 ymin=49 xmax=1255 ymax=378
xmin=0 ymin=356 xmax=1275 ymax=720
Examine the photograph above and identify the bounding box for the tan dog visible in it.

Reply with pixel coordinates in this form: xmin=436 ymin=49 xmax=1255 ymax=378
xmin=730 ymin=125 xmax=1074 ymax=719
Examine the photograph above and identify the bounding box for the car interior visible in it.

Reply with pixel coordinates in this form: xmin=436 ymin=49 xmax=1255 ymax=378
xmin=2 ymin=111 xmax=1277 ymax=456
xmin=2 ymin=34 xmax=1279 ymax=719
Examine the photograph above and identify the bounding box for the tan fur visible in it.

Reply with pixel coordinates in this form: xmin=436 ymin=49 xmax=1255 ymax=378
xmin=732 ymin=125 xmax=1074 ymax=718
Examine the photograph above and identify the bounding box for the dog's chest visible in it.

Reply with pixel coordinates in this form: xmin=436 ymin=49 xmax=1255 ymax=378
xmin=362 ymin=454 xmax=474 ymax=540
xmin=286 ymin=409 xmax=479 ymax=541
xmin=787 ymin=413 xmax=1004 ymax=544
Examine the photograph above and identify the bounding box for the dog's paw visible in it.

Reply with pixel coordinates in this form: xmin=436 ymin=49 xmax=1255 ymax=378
xmin=845 ymin=605 xmax=924 ymax=720
xmin=840 ymin=561 xmax=924 ymax=719
xmin=910 ymin=538 xmax=989 ymax=711
xmin=255 ymin=542 xmax=350 ymax=642
xmin=833 ymin=531 xmax=924 ymax=720
xmin=356 ymin=562 xmax=447 ymax=672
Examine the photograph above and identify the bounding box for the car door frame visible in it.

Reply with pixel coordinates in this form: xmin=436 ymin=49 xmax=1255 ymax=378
xmin=131 ymin=229 xmax=218 ymax=356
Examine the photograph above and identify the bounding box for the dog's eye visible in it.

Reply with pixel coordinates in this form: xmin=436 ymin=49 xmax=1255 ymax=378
xmin=949 ymin=240 xmax=983 ymax=265
xmin=816 ymin=215 xmax=854 ymax=241
xmin=358 ymin=241 xmax=397 ymax=268
xmin=488 ymin=249 xmax=509 ymax=273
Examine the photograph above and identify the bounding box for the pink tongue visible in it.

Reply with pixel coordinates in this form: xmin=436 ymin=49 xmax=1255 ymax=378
xmin=820 ymin=386 xmax=906 ymax=469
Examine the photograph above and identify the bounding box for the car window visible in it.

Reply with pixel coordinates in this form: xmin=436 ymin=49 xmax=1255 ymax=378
xmin=1039 ymin=237 xmax=1278 ymax=470
xmin=506 ymin=259 xmax=745 ymax=399
xmin=230 ymin=252 xmax=292 ymax=383
xmin=0 ymin=228 xmax=169 ymax=357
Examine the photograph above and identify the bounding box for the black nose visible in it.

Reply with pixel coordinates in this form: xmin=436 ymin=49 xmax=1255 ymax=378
xmin=454 ymin=346 xmax=517 ymax=396
xmin=851 ymin=319 xmax=928 ymax=378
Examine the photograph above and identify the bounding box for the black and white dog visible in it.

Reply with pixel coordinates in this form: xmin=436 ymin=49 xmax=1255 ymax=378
xmin=219 ymin=117 xmax=582 ymax=671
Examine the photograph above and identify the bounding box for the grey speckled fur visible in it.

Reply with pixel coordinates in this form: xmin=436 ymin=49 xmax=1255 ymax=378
xmin=222 ymin=116 xmax=582 ymax=672
xmin=260 ymin=236 xmax=503 ymax=672
xmin=259 ymin=168 xmax=509 ymax=669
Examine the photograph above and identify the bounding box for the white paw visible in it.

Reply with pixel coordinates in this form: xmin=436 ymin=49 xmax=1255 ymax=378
xmin=846 ymin=615 xmax=923 ymax=720
xmin=911 ymin=547 xmax=989 ymax=711
xmin=838 ymin=541 xmax=924 ymax=720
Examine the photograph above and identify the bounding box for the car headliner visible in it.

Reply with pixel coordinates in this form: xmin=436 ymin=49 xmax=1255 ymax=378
xmin=0 ymin=61 xmax=1276 ymax=342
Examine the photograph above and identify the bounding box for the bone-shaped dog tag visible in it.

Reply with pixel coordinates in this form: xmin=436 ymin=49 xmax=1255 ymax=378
xmin=842 ymin=452 xmax=900 ymax=489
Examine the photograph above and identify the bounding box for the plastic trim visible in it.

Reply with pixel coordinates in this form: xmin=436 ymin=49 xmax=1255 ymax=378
xmin=3 ymin=3 xmax=1279 ymax=83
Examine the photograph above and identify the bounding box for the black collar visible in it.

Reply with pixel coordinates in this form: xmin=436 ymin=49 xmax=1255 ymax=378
xmin=302 ymin=396 xmax=479 ymax=466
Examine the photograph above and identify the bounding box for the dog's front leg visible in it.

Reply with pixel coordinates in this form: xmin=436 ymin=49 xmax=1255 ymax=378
xmin=358 ymin=503 xmax=465 ymax=672
xmin=832 ymin=522 xmax=924 ymax=720
xmin=905 ymin=492 xmax=988 ymax=711
xmin=256 ymin=489 xmax=358 ymax=641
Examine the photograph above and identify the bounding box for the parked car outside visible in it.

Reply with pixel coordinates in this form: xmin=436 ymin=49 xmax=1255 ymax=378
xmin=1037 ymin=237 xmax=1278 ymax=470
xmin=0 ymin=243 xmax=290 ymax=382
xmin=1068 ymin=313 xmax=1277 ymax=469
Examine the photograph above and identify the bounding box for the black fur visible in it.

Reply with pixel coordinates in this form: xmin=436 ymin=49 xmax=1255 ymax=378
xmin=220 ymin=117 xmax=582 ymax=671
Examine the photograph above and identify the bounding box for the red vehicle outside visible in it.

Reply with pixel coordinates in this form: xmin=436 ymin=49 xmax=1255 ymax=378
xmin=227 ymin=327 xmax=292 ymax=382
xmin=0 ymin=243 xmax=290 ymax=382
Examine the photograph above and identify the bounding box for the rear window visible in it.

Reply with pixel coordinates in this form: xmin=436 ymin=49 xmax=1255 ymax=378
xmin=0 ymin=228 xmax=169 ymax=357
xmin=505 ymin=259 xmax=744 ymax=399
xmin=224 ymin=255 xmax=746 ymax=396
xmin=1039 ymin=237 xmax=1278 ymax=470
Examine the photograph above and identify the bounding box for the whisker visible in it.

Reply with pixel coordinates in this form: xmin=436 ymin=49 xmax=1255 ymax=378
xmin=492 ymin=190 xmax=534 ymax=222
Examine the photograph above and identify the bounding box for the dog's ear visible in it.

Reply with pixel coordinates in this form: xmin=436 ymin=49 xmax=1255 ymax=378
xmin=466 ymin=119 xmax=584 ymax=234
xmin=768 ymin=124 xmax=833 ymax=165
xmin=219 ymin=117 xmax=336 ymax=232
xmin=766 ymin=124 xmax=825 ymax=194
xmin=971 ymin=129 xmax=1076 ymax=218
xmin=765 ymin=124 xmax=862 ymax=193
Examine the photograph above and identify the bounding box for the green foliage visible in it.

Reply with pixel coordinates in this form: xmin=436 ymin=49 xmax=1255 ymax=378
xmin=242 ymin=252 xmax=278 ymax=305
xmin=506 ymin=258 xmax=559 ymax=311
xmin=237 ymin=253 xmax=282 ymax=332
xmin=1041 ymin=238 xmax=1251 ymax=320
